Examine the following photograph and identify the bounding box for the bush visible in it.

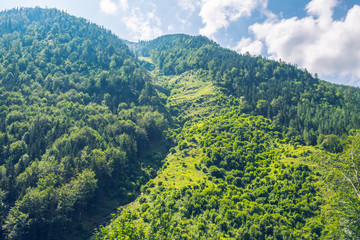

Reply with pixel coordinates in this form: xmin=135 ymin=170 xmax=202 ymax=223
xmin=209 ymin=166 xmax=225 ymax=179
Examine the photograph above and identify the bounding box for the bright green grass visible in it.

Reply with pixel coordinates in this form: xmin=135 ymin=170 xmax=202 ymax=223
xmin=138 ymin=56 xmax=153 ymax=63
xmin=153 ymin=147 xmax=208 ymax=189
xmin=149 ymin=71 xmax=219 ymax=189
xmin=102 ymin=70 xmax=343 ymax=239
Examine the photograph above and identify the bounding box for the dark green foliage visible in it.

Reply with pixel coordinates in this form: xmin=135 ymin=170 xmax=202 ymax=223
xmin=4 ymin=170 xmax=97 ymax=240
xmin=321 ymin=134 xmax=343 ymax=153
xmin=0 ymin=7 xmax=169 ymax=240
xmin=0 ymin=7 xmax=160 ymax=112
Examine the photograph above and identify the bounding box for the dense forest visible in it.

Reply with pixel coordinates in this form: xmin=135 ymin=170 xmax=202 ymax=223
xmin=0 ymin=7 xmax=169 ymax=239
xmin=0 ymin=7 xmax=359 ymax=240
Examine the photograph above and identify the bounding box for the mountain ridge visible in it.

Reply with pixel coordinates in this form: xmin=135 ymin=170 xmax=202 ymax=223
xmin=0 ymin=7 xmax=359 ymax=240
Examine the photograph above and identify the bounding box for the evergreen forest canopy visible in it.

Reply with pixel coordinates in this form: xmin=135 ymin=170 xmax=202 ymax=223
xmin=0 ymin=7 xmax=359 ymax=240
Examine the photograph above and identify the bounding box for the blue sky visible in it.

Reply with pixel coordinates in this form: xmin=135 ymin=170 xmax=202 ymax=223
xmin=0 ymin=0 xmax=359 ymax=86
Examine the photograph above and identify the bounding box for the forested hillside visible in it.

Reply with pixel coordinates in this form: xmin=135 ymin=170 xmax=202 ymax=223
xmin=97 ymin=36 xmax=360 ymax=239
xmin=1 ymin=8 xmax=360 ymax=240
xmin=0 ymin=8 xmax=169 ymax=240
xmin=132 ymin=35 xmax=360 ymax=146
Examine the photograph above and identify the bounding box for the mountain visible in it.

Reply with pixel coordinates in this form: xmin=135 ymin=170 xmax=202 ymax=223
xmin=0 ymin=7 xmax=169 ymax=239
xmin=134 ymin=34 xmax=360 ymax=142
xmin=0 ymin=7 xmax=359 ymax=240
xmin=96 ymin=36 xmax=360 ymax=239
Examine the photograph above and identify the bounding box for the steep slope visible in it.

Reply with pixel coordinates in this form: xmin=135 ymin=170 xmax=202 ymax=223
xmin=134 ymin=34 xmax=360 ymax=145
xmin=1 ymin=9 xmax=359 ymax=239
xmin=0 ymin=8 xmax=169 ymax=240
xmin=96 ymin=36 xmax=360 ymax=239
xmin=95 ymin=71 xmax=334 ymax=239
xmin=0 ymin=7 xmax=159 ymax=109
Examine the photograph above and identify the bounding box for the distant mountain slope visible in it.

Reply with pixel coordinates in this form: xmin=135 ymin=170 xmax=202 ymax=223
xmin=0 ymin=8 xmax=168 ymax=240
xmin=0 ymin=7 xmax=160 ymax=111
xmin=131 ymin=35 xmax=360 ymax=146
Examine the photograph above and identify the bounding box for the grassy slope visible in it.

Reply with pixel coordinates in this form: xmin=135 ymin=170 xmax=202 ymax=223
xmin=150 ymin=71 xmax=218 ymax=192
xmin=95 ymin=69 xmax=343 ymax=239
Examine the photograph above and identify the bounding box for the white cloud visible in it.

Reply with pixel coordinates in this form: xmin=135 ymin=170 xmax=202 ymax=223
xmin=235 ymin=37 xmax=263 ymax=55
xmin=100 ymin=0 xmax=118 ymax=15
xmin=178 ymin=0 xmax=201 ymax=13
xmin=118 ymin=0 xmax=128 ymax=11
xmin=122 ymin=7 xmax=163 ymax=41
xmin=168 ymin=25 xmax=175 ymax=31
xmin=176 ymin=0 xmax=201 ymax=27
xmin=239 ymin=0 xmax=360 ymax=85
xmin=199 ymin=0 xmax=267 ymax=38
xmin=306 ymin=0 xmax=337 ymax=21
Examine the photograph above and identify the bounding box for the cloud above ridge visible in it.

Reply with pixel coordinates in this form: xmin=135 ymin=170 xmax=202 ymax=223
xmin=122 ymin=7 xmax=163 ymax=41
xmin=199 ymin=0 xmax=268 ymax=38
xmin=100 ymin=0 xmax=118 ymax=15
xmin=236 ymin=0 xmax=360 ymax=85
xmin=118 ymin=0 xmax=128 ymax=11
